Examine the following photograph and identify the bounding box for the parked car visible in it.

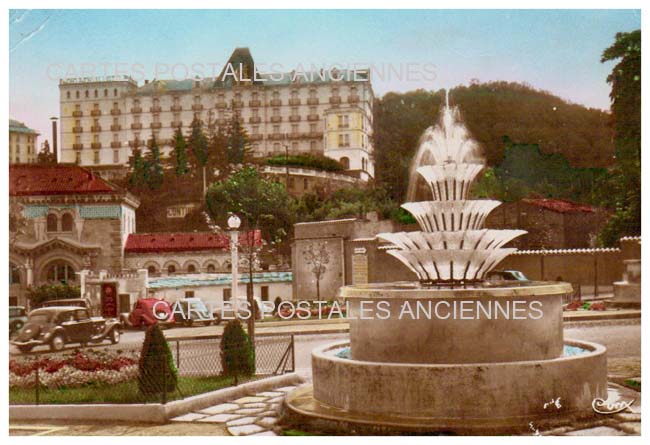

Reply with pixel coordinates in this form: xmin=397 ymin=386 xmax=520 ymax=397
xmin=9 ymin=306 xmax=28 ymax=334
xmin=11 ymin=306 xmax=122 ymax=353
xmin=128 ymin=298 xmax=175 ymax=328
xmin=485 ymin=270 xmax=529 ymax=282
xmin=41 ymin=298 xmax=93 ymax=311
xmin=173 ymin=298 xmax=221 ymax=326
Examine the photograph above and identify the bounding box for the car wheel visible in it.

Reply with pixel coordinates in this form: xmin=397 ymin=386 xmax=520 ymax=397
xmin=50 ymin=334 xmax=65 ymax=352
xmin=110 ymin=328 xmax=120 ymax=344
xmin=18 ymin=345 xmax=33 ymax=354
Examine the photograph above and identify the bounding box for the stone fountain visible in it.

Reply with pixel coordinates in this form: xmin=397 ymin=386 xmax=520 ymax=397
xmin=284 ymin=95 xmax=608 ymax=434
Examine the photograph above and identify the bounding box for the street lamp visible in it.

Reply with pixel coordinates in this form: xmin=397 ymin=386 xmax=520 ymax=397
xmin=228 ymin=214 xmax=241 ymax=317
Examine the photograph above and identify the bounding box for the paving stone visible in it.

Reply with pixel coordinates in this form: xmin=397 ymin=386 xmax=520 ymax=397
xmin=257 ymin=391 xmax=284 ymax=397
xmin=257 ymin=416 xmax=278 ymax=428
xmin=170 ymin=412 xmax=208 ymax=422
xmin=250 ymin=430 xmax=277 ymax=436
xmin=200 ymin=403 xmax=240 ymax=415
xmin=617 ymin=422 xmax=641 ymax=435
xmin=198 ymin=413 xmax=242 ymax=423
xmin=565 ymin=426 xmax=627 ymax=436
xmin=234 ymin=407 xmax=265 ymax=415
xmin=233 ymin=396 xmax=267 ymax=403
xmin=242 ymin=402 xmax=268 ymax=408
xmin=228 ymin=424 xmax=266 ymax=436
xmin=227 ymin=417 xmax=257 ymax=427
xmin=274 ymin=386 xmax=297 ymax=392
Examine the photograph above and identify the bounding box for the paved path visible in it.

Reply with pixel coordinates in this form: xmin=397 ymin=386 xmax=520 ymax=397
xmin=170 ymin=384 xmax=299 ymax=436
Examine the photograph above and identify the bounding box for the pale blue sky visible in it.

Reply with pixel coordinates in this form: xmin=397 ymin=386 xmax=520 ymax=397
xmin=9 ymin=9 xmax=640 ymax=142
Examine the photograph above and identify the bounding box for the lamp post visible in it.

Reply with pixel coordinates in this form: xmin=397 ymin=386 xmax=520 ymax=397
xmin=227 ymin=214 xmax=241 ymax=317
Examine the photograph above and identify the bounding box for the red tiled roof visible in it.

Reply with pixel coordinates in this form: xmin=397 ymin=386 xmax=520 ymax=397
xmin=9 ymin=164 xmax=116 ymax=196
xmin=124 ymin=231 xmax=262 ymax=253
xmin=523 ymin=198 xmax=595 ymax=213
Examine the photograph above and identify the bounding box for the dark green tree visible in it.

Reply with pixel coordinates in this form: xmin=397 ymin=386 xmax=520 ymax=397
xmin=138 ymin=323 xmax=178 ymax=397
xmin=226 ymin=109 xmax=252 ymax=165
xmin=207 ymin=124 xmax=229 ymax=181
xmin=26 ymin=283 xmax=81 ymax=308
xmin=206 ymin=167 xmax=293 ymax=340
xmin=171 ymin=126 xmax=189 ymax=176
xmin=146 ymin=135 xmax=164 ymax=190
xmin=187 ymin=117 xmax=209 ymax=192
xmin=598 ymin=30 xmax=641 ymax=245
xmin=36 ymin=140 xmax=56 ymax=164
xmin=220 ymin=320 xmax=255 ymax=384
xmin=128 ymin=141 xmax=149 ymax=190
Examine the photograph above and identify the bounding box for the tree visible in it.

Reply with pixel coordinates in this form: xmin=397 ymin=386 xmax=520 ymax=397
xmin=207 ymin=124 xmax=229 ymax=181
xmin=146 ymin=135 xmax=164 ymax=190
xmin=36 ymin=140 xmax=56 ymax=164
xmin=226 ymin=109 xmax=252 ymax=165
xmin=128 ymin=139 xmax=149 ymax=190
xmin=220 ymin=320 xmax=255 ymax=385
xmin=205 ymin=167 xmax=293 ymax=340
xmin=171 ymin=127 xmax=189 ymax=177
xmin=138 ymin=324 xmax=178 ymax=397
xmin=598 ymin=30 xmax=641 ymax=245
xmin=303 ymin=242 xmax=331 ymax=301
xmin=187 ymin=117 xmax=209 ymax=193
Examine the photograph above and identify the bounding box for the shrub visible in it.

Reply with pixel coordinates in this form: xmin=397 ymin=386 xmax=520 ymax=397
xmin=26 ymin=283 xmax=81 ymax=308
xmin=220 ymin=320 xmax=255 ymax=383
xmin=138 ymin=324 xmax=178 ymax=396
xmin=266 ymin=154 xmax=345 ymax=172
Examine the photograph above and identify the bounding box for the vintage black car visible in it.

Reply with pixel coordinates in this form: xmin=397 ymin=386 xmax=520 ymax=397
xmin=11 ymin=307 xmax=122 ymax=353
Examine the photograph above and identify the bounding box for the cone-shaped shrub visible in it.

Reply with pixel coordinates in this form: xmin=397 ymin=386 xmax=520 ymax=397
xmin=220 ymin=320 xmax=255 ymax=380
xmin=138 ymin=323 xmax=178 ymax=395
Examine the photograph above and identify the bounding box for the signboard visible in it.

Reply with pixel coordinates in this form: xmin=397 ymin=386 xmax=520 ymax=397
xmin=352 ymin=254 xmax=368 ymax=285
xmin=101 ymin=282 xmax=118 ymax=318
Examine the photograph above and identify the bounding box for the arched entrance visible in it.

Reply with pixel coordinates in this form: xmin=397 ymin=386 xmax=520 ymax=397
xmin=42 ymin=259 xmax=77 ymax=284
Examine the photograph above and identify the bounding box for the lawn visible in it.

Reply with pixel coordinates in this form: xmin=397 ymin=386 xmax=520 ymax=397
xmin=10 ymin=375 xmax=235 ymax=405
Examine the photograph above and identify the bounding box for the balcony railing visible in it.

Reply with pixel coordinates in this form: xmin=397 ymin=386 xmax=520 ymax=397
xmin=110 ymin=141 xmax=121 ymax=148
xmin=73 ymin=143 xmax=84 ymax=150
xmin=192 ymin=104 xmax=204 ymax=111
xmin=72 ymin=126 xmax=83 ymax=133
xmin=347 ymin=95 xmax=360 ymax=104
xmin=309 ymin=131 xmax=324 ymax=138
xmin=110 ymin=109 xmax=121 ymax=115
xmin=329 ymin=96 xmax=342 ymax=105
xmin=150 ymin=122 xmax=162 ymax=129
xmin=171 ymin=121 xmax=183 ymax=128
xmin=91 ymin=142 xmax=102 ymax=149
xmin=216 ymin=118 xmax=228 ymax=126
xmin=129 ymin=140 xmax=143 ymax=148
xmin=110 ymin=124 xmax=121 ymax=131
xmin=249 ymin=99 xmax=261 ymax=107
xmin=249 ymin=134 xmax=263 ymax=141
xmin=307 ymin=98 xmax=319 ymax=105
xmin=289 ymin=98 xmax=301 ymax=106
xmin=270 ymin=98 xmax=282 ymax=106
xmin=215 ymin=102 xmax=227 ymax=109
xmin=249 ymin=116 xmax=262 ymax=124
xmin=232 ymin=100 xmax=244 ymax=108
xmin=150 ymin=105 xmax=162 ymax=113
xmin=131 ymin=123 xmax=143 ymax=130
xmin=288 ymin=132 xmax=302 ymax=139
xmin=289 ymin=115 xmax=301 ymax=122
xmin=268 ymin=133 xmax=285 ymax=140
xmin=72 ymin=110 xmax=83 ymax=117
xmin=91 ymin=125 xmax=102 ymax=132
xmin=270 ymin=116 xmax=282 ymax=123
xmin=307 ymin=114 xmax=320 ymax=121
xmin=131 ymin=107 xmax=142 ymax=113
xmin=91 ymin=109 xmax=102 ymax=117
xmin=170 ymin=105 xmax=182 ymax=112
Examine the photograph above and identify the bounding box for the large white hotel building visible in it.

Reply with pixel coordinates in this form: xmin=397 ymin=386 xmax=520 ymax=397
xmin=58 ymin=48 xmax=375 ymax=181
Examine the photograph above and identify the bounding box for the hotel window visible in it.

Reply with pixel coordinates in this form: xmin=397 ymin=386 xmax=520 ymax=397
xmin=93 ymin=134 xmax=99 ymax=144
xmin=154 ymin=97 xmax=160 ymax=107
xmin=309 ymin=106 xmax=316 ymax=115
xmin=93 ymin=150 xmax=100 ymax=164
xmin=332 ymin=86 xmax=340 ymax=97
xmin=310 ymin=140 xmax=317 ymax=151
xmin=309 ymin=88 xmax=317 ymax=98
xmin=66 ymin=91 xmax=71 ymax=99
xmin=76 ymin=91 xmax=80 ymax=99
xmin=93 ymin=118 xmax=99 ymax=127
xmin=75 ymin=103 xmax=81 ymax=112
xmin=134 ymin=115 xmax=141 ymax=124
xmin=252 ymin=108 xmax=259 ymax=117
xmin=113 ymin=133 xmax=119 ymax=142
xmin=94 ymin=89 xmax=98 ymax=98
xmin=194 ymin=95 xmax=200 ymax=104
xmin=291 ymin=107 xmax=298 ymax=116
xmin=338 ymin=134 xmax=350 ymax=147
xmin=273 ymin=142 xmax=280 ymax=152
xmin=310 ymin=123 xmax=316 ymax=133
xmin=75 ymin=135 xmax=81 ymax=144
xmin=134 ymin=98 xmax=140 ymax=107
xmin=273 ymin=125 xmax=280 ymax=134
xmin=114 ymin=88 xmax=118 ymax=97
xmin=252 ymin=126 xmax=259 ymax=135
xmin=291 ymin=124 xmax=298 ymax=134
xmin=153 ymin=114 xmax=160 ymax=124
xmin=291 ymin=90 xmax=298 ymax=99
xmin=104 ymin=89 xmax=108 ymax=97
xmin=113 ymin=117 xmax=119 ymax=126
xmin=235 ymin=92 xmax=241 ymax=101
xmin=292 ymin=141 xmax=298 ymax=152
xmin=75 ymin=119 xmax=81 ymax=128
xmin=85 ymin=90 xmax=89 ymax=98
xmin=273 ymin=90 xmax=280 ymax=99
xmin=273 ymin=108 xmax=280 ymax=116
xmin=75 ymin=152 xmax=81 ymax=164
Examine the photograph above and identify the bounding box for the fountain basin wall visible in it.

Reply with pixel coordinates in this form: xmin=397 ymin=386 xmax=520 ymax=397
xmin=343 ymin=281 xmax=571 ymax=364
xmin=310 ymin=339 xmax=607 ymax=424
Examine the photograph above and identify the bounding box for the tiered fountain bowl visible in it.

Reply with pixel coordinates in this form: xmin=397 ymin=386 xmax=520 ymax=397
xmin=284 ymin=100 xmax=607 ymax=434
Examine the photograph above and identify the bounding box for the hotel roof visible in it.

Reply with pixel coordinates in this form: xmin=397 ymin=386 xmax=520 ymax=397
xmin=9 ymin=119 xmax=39 ymax=135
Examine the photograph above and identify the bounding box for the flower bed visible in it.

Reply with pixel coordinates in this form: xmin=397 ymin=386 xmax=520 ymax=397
xmin=10 ymin=349 xmax=139 ymax=389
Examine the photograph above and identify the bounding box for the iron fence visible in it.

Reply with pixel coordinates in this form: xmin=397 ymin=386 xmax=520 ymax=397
xmin=9 ymin=334 xmax=294 ymax=405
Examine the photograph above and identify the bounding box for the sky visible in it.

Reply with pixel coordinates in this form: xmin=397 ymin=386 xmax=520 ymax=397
xmin=9 ymin=9 xmax=641 ymax=144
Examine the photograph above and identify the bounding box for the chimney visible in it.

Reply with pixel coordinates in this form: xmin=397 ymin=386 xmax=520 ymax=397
xmin=50 ymin=117 xmax=58 ymax=163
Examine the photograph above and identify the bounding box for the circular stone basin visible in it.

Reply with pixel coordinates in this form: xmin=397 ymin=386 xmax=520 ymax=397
xmin=287 ymin=338 xmax=608 ymax=433
xmin=341 ymin=280 xmax=572 ymax=364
